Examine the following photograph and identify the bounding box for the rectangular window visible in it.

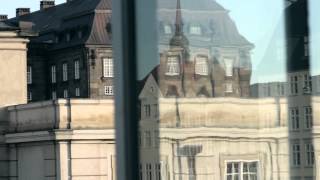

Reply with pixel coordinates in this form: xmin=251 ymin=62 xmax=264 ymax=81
xmin=195 ymin=56 xmax=209 ymax=75
xmin=104 ymin=85 xmax=114 ymax=95
xmin=164 ymin=25 xmax=172 ymax=34
xmin=290 ymin=107 xmax=300 ymax=130
xmin=225 ymin=83 xmax=233 ymax=93
xmin=155 ymin=163 xmax=161 ymax=180
xmin=144 ymin=104 xmax=151 ymax=117
xmin=146 ymin=163 xmax=152 ymax=180
xmin=51 ymin=65 xmax=56 ymax=83
xmin=225 ymin=161 xmax=258 ymax=180
xmin=145 ymin=131 xmax=152 ymax=147
xmin=63 ymin=89 xmax=68 ymax=99
xmin=290 ymin=76 xmax=298 ymax=95
xmin=75 ymin=88 xmax=80 ymax=97
xmin=27 ymin=91 xmax=32 ymax=101
xmin=305 ymin=143 xmax=314 ymax=166
xmin=74 ymin=60 xmax=80 ymax=80
xmin=139 ymin=164 xmax=143 ymax=180
xmin=303 ymin=74 xmax=312 ymax=93
xmin=189 ymin=25 xmax=201 ymax=35
xmin=292 ymin=143 xmax=301 ymax=166
xmin=27 ymin=66 xmax=32 ymax=84
xmin=52 ymin=91 xmax=57 ymax=100
xmin=224 ymin=58 xmax=234 ymax=77
xmin=62 ymin=63 xmax=68 ymax=81
xmin=166 ymin=56 xmax=180 ymax=75
xmin=304 ymin=106 xmax=313 ymax=129
xmin=103 ymin=58 xmax=114 ymax=77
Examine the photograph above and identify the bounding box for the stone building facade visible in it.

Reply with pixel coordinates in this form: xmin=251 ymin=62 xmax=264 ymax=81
xmin=5 ymin=0 xmax=113 ymax=102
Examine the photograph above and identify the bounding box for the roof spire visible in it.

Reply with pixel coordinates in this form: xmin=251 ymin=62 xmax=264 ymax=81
xmin=175 ymin=0 xmax=183 ymax=35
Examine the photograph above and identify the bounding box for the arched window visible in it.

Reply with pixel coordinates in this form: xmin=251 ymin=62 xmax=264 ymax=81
xmin=195 ymin=56 xmax=209 ymax=75
xmin=166 ymin=56 xmax=180 ymax=76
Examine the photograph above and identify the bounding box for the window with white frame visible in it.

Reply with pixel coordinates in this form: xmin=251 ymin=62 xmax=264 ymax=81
xmin=303 ymin=74 xmax=312 ymax=93
xmin=75 ymin=88 xmax=80 ymax=97
xmin=290 ymin=76 xmax=298 ymax=95
xmin=155 ymin=163 xmax=161 ymax=180
xmin=51 ymin=65 xmax=56 ymax=83
xmin=290 ymin=107 xmax=300 ymax=130
xmin=104 ymin=85 xmax=113 ymax=95
xmin=224 ymin=58 xmax=234 ymax=77
xmin=103 ymin=58 xmax=114 ymax=77
xmin=145 ymin=131 xmax=152 ymax=147
xmin=63 ymin=89 xmax=68 ymax=98
xmin=52 ymin=91 xmax=57 ymax=100
xmin=144 ymin=104 xmax=151 ymax=117
xmin=225 ymin=161 xmax=258 ymax=180
xmin=292 ymin=143 xmax=301 ymax=166
xmin=304 ymin=106 xmax=313 ymax=129
xmin=27 ymin=91 xmax=32 ymax=101
xmin=74 ymin=60 xmax=80 ymax=79
xmin=164 ymin=24 xmax=172 ymax=34
xmin=189 ymin=25 xmax=201 ymax=35
xmin=195 ymin=56 xmax=209 ymax=75
xmin=305 ymin=142 xmax=314 ymax=166
xmin=146 ymin=163 xmax=152 ymax=180
xmin=225 ymin=83 xmax=233 ymax=93
xmin=62 ymin=63 xmax=68 ymax=81
xmin=166 ymin=56 xmax=180 ymax=75
xmin=27 ymin=66 xmax=32 ymax=84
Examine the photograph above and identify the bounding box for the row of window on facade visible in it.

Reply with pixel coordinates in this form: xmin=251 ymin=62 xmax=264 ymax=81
xmin=139 ymin=163 xmax=162 ymax=180
xmin=292 ymin=140 xmax=314 ymax=167
xmin=166 ymin=56 xmax=234 ymax=77
xmin=161 ymin=24 xmax=203 ymax=35
xmin=289 ymin=106 xmax=313 ymax=130
xmin=55 ymin=27 xmax=87 ymax=43
xmin=27 ymin=58 xmax=113 ymax=85
xmin=27 ymin=85 xmax=113 ymax=101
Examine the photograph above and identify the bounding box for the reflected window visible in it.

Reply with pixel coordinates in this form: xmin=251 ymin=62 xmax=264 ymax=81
xmin=290 ymin=76 xmax=298 ymax=95
xmin=224 ymin=58 xmax=234 ymax=77
xmin=292 ymin=143 xmax=301 ymax=166
xmin=62 ymin=63 xmax=68 ymax=82
xmin=164 ymin=24 xmax=172 ymax=34
xmin=146 ymin=163 xmax=152 ymax=180
xmin=52 ymin=91 xmax=57 ymax=100
xmin=63 ymin=89 xmax=68 ymax=98
xmin=145 ymin=131 xmax=152 ymax=147
xmin=304 ymin=106 xmax=313 ymax=129
xmin=103 ymin=57 xmax=114 ymax=77
xmin=290 ymin=107 xmax=300 ymax=130
xmin=155 ymin=163 xmax=161 ymax=180
xmin=303 ymin=74 xmax=312 ymax=93
xmin=27 ymin=91 xmax=32 ymax=101
xmin=189 ymin=25 xmax=201 ymax=35
xmin=225 ymin=83 xmax=233 ymax=93
xmin=195 ymin=56 xmax=209 ymax=75
xmin=166 ymin=56 xmax=180 ymax=76
xmin=104 ymin=85 xmax=114 ymax=96
xmin=305 ymin=142 xmax=314 ymax=166
xmin=74 ymin=60 xmax=80 ymax=80
xmin=75 ymin=87 xmax=80 ymax=97
xmin=144 ymin=104 xmax=151 ymax=117
xmin=226 ymin=162 xmax=257 ymax=180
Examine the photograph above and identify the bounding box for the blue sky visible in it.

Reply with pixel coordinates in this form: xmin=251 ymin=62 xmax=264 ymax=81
xmin=0 ymin=0 xmax=65 ymax=18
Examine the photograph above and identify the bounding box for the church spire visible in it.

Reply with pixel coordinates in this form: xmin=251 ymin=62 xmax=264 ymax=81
xmin=175 ymin=0 xmax=183 ymax=35
xmin=170 ymin=0 xmax=189 ymax=49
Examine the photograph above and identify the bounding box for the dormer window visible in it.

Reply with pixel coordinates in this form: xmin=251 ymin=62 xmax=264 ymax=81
xmin=78 ymin=30 xmax=83 ymax=39
xmin=164 ymin=24 xmax=172 ymax=34
xmin=224 ymin=58 xmax=234 ymax=77
xmin=195 ymin=56 xmax=209 ymax=75
xmin=189 ymin=25 xmax=201 ymax=35
xmin=66 ymin=33 xmax=71 ymax=42
xmin=166 ymin=56 xmax=180 ymax=76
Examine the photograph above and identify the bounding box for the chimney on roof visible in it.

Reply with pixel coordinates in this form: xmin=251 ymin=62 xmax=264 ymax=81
xmin=0 ymin=15 xmax=8 ymax=21
xmin=40 ymin=0 xmax=55 ymax=10
xmin=16 ymin=8 xmax=30 ymax=17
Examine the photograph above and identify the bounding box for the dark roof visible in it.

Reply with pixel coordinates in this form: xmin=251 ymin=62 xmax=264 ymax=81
xmin=0 ymin=21 xmax=19 ymax=31
xmin=158 ymin=0 xmax=253 ymax=48
xmin=158 ymin=0 xmax=226 ymax=11
xmin=6 ymin=0 xmax=112 ymax=49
